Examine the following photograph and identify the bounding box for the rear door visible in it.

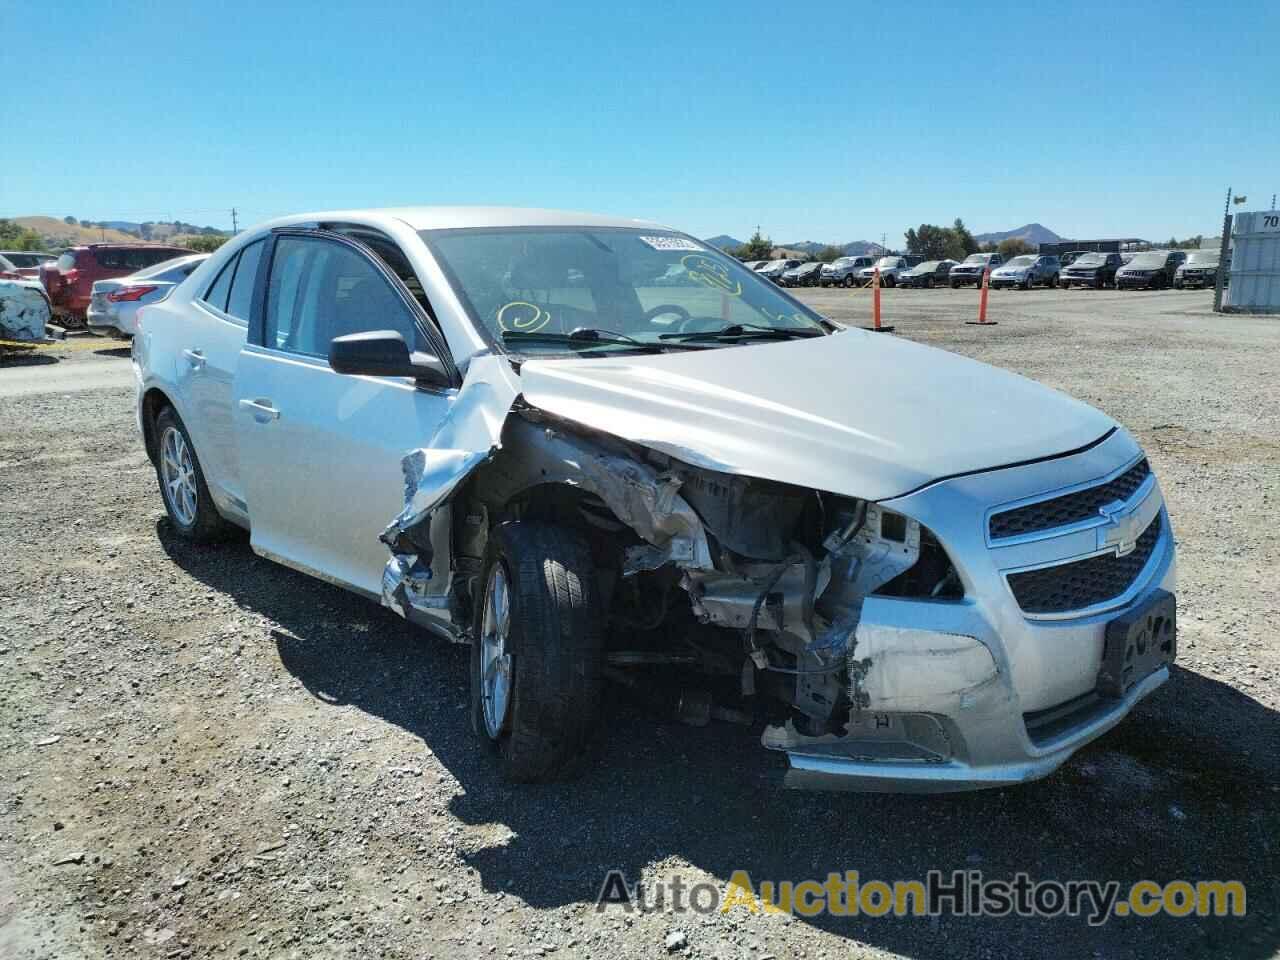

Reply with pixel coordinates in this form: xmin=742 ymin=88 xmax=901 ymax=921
xmin=233 ymin=230 xmax=456 ymax=597
xmin=180 ymin=239 xmax=265 ymax=517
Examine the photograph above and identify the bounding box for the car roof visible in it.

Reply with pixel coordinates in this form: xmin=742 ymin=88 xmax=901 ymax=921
xmin=257 ymin=205 xmax=669 ymax=233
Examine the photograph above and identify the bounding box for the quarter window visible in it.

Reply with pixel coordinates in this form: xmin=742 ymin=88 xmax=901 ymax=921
xmin=225 ymin=240 xmax=264 ymax=322
xmin=263 ymin=236 xmax=419 ymax=358
xmin=203 ymin=256 xmax=235 ymax=311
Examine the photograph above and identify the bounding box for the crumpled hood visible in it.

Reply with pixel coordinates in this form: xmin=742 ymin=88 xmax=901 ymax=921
xmin=517 ymin=330 xmax=1115 ymax=501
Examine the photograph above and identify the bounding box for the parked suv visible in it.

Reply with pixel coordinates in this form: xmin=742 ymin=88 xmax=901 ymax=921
xmin=1060 ymin=252 xmax=1123 ymax=289
xmin=39 ymin=243 xmax=190 ymax=323
xmin=989 ymin=254 xmax=1060 ymax=290
xmin=1115 ymin=251 xmax=1186 ymax=290
xmin=948 ymin=252 xmax=1003 ymax=288
xmin=858 ymin=255 xmax=913 ymax=287
xmin=134 ymin=206 xmax=1176 ymax=793
xmin=820 ymin=255 xmax=876 ymax=287
xmin=1173 ymin=251 xmax=1222 ymax=289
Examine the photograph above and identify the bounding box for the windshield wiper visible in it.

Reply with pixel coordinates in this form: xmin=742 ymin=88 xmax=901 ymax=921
xmin=500 ymin=328 xmax=708 ymax=353
xmin=658 ymin=322 xmax=825 ymax=342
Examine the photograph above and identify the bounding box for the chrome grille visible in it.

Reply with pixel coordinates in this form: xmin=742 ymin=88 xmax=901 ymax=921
xmin=1006 ymin=514 xmax=1162 ymax=615
xmin=990 ymin=459 xmax=1150 ymax=539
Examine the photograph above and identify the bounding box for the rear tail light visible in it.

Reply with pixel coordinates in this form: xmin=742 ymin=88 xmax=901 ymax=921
xmin=107 ymin=285 xmax=157 ymax=302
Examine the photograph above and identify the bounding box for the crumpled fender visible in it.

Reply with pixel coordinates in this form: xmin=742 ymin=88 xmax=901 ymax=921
xmin=379 ymin=354 xmax=520 ymax=619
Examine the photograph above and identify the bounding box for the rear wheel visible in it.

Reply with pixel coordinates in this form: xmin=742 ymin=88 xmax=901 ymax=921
xmin=471 ymin=521 xmax=604 ymax=782
xmin=153 ymin=407 xmax=235 ymax=542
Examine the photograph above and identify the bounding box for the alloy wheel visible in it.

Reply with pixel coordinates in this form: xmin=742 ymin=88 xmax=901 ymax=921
xmin=480 ymin=562 xmax=513 ymax=739
xmin=160 ymin=426 xmax=198 ymax=527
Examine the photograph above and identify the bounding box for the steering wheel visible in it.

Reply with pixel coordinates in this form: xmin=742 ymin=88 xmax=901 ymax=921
xmin=643 ymin=303 xmax=691 ymax=328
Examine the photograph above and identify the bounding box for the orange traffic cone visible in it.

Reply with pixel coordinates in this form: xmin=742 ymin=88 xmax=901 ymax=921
xmin=966 ymin=266 xmax=998 ymax=326
xmin=861 ymin=267 xmax=895 ymax=333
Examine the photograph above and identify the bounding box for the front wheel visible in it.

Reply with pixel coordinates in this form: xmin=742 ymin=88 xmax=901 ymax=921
xmin=950 ymin=281 xmax=960 ymax=289
xmin=471 ymin=521 xmax=604 ymax=782
xmin=153 ymin=407 xmax=235 ymax=542
xmin=842 ymin=274 xmax=856 ymax=288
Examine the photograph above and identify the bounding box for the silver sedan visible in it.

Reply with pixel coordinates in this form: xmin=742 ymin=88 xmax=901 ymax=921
xmin=87 ymin=254 xmax=208 ymax=338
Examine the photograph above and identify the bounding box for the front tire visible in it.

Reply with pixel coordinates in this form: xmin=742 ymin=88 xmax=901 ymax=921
xmin=843 ymin=274 xmax=856 ymax=288
xmin=153 ymin=407 xmax=235 ymax=542
xmin=471 ymin=521 xmax=604 ymax=782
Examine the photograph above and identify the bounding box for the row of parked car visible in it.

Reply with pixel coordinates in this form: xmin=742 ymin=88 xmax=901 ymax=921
xmin=0 ymin=243 xmax=212 ymax=340
xmin=745 ymin=248 xmax=1225 ymax=292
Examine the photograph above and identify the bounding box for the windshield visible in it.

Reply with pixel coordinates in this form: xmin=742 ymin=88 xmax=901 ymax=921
xmin=421 ymin=228 xmax=827 ymax=354
xmin=914 ymin=260 xmax=940 ymax=271
xmin=831 ymin=258 xmax=853 ymax=268
xmin=1127 ymin=253 xmax=1167 ymax=268
xmin=962 ymin=254 xmax=990 ymax=265
xmin=875 ymin=256 xmax=899 ymax=268
xmin=1073 ymin=254 xmax=1107 ymax=267
xmin=1005 ymin=255 xmax=1036 ymax=268
xmin=1186 ymin=252 xmax=1218 ymax=265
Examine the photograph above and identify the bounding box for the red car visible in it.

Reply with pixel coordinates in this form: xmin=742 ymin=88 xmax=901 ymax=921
xmin=40 ymin=244 xmax=189 ymax=323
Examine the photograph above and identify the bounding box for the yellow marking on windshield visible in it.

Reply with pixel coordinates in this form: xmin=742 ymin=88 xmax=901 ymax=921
xmin=681 ymin=254 xmax=741 ymax=297
xmin=496 ymin=301 xmax=552 ymax=334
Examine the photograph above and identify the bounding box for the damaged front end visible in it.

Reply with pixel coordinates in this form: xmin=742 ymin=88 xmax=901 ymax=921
xmin=378 ymin=362 xmax=984 ymax=788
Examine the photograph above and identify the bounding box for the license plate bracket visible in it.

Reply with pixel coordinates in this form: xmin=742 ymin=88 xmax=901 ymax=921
xmin=1098 ymin=589 xmax=1176 ymax=698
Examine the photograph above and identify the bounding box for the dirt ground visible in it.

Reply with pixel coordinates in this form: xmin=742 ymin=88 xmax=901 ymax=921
xmin=1 ymin=287 xmax=1277 ymax=959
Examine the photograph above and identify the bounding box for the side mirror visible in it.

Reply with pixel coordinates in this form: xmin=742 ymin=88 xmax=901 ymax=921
xmin=328 ymin=330 xmax=450 ymax=387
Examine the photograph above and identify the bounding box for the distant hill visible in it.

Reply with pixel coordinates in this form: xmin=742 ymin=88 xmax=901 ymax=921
xmin=12 ymin=217 xmax=137 ymax=247
xmin=704 ymin=234 xmax=744 ymax=250
xmin=972 ymin=223 xmax=1061 ymax=247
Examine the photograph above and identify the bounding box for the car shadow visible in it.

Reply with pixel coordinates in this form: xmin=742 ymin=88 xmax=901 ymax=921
xmin=0 ymin=350 xmax=59 ymax=367
xmin=157 ymin=523 xmax=1279 ymax=959
xmin=93 ymin=346 xmax=132 ymax=358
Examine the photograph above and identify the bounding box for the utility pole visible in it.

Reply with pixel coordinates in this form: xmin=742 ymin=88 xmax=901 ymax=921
xmin=230 ymin=208 xmax=239 ymax=234
xmin=1213 ymin=187 xmax=1231 ymax=313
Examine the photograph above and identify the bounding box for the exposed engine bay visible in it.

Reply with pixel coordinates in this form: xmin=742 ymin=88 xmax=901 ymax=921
xmin=381 ymin=400 xmax=965 ymax=755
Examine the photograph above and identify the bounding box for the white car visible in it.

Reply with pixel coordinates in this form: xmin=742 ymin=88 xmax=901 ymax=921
xmin=135 ymin=207 xmax=1176 ymax=791
xmin=857 ymin=256 xmax=911 ymax=287
xmin=87 ymin=254 xmax=208 ymax=338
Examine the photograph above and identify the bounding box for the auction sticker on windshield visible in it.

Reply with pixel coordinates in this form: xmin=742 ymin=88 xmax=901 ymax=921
xmin=639 ymin=236 xmax=704 ymax=251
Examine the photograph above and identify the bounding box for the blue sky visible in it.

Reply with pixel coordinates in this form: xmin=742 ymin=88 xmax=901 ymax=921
xmin=3 ymin=0 xmax=1276 ymax=245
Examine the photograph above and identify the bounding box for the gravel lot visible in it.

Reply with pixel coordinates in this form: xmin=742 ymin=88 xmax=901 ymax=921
xmin=2 ymin=287 xmax=1277 ymax=959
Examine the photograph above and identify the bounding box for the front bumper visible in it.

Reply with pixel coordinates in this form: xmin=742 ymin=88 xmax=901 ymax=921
xmin=950 ymin=272 xmax=983 ymax=284
xmin=1116 ymin=276 xmax=1156 ymax=289
xmin=773 ymin=429 xmax=1177 ymax=792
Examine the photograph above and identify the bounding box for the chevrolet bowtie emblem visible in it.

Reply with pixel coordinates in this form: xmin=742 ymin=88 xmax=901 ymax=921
xmin=1097 ymin=500 xmax=1141 ymax=557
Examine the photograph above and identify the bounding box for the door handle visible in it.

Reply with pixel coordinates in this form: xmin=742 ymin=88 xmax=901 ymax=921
xmin=182 ymin=348 xmax=206 ymax=368
xmin=238 ymin=398 xmax=280 ymax=421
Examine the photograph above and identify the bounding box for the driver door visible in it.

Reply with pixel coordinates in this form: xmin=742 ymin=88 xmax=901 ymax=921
xmin=233 ymin=231 xmax=456 ymax=598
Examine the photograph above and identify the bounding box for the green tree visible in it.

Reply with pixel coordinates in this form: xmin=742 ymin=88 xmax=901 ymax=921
xmin=997 ymin=237 xmax=1034 ymax=258
xmin=814 ymin=245 xmax=845 ymax=263
xmin=63 ymin=216 xmax=78 ymax=225
xmin=183 ymin=235 xmax=227 ymax=253
xmin=905 ymin=224 xmax=961 ymax=261
xmin=952 ymin=218 xmax=978 ymax=256
xmin=0 ymin=220 xmax=46 ymax=250
xmin=731 ymin=230 xmax=773 ymax=261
